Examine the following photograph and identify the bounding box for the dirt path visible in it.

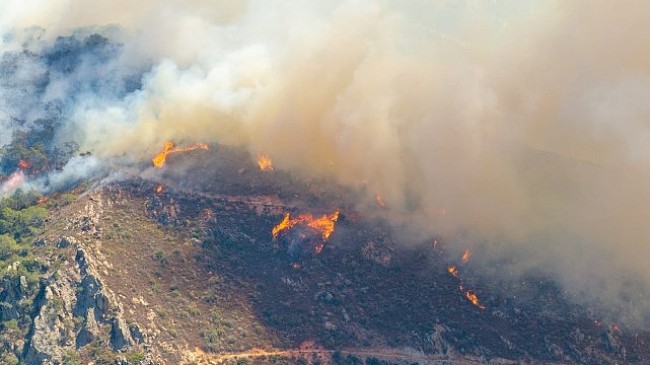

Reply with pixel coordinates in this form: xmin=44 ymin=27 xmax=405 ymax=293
xmin=182 ymin=346 xmax=524 ymax=365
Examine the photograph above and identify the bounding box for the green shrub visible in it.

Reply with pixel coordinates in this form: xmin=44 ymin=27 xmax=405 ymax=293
xmin=1 ymin=353 xmax=19 ymax=365
xmin=2 ymin=319 xmax=19 ymax=331
xmin=62 ymin=350 xmax=81 ymax=365
xmin=126 ymin=351 xmax=146 ymax=363
xmin=0 ymin=234 xmax=19 ymax=260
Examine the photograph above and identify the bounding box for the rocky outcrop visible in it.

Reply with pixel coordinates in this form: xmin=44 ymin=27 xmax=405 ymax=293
xmin=75 ymin=308 xmax=99 ymax=347
xmin=0 ymin=275 xmax=29 ymax=321
xmin=110 ymin=316 xmax=134 ymax=351
xmin=20 ymin=194 xmax=149 ymax=364
xmin=24 ymin=271 xmax=77 ymax=364
xmin=56 ymin=236 xmax=77 ymax=248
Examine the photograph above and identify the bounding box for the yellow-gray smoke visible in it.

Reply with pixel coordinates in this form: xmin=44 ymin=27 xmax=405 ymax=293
xmin=3 ymin=1 xmax=650 ymax=325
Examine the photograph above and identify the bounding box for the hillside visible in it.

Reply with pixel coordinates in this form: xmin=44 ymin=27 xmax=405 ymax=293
xmin=1 ymin=147 xmax=649 ymax=365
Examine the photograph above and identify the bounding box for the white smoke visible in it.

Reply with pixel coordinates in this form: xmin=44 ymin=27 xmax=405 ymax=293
xmin=2 ymin=0 xmax=650 ymax=326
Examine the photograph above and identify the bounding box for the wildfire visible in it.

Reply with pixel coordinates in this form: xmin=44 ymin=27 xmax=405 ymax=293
xmin=271 ymin=210 xmax=339 ymax=255
xmin=37 ymin=196 xmax=49 ymax=205
xmin=464 ymin=290 xmax=486 ymax=310
xmin=461 ymin=249 xmax=471 ymax=263
xmin=272 ymin=210 xmax=340 ymax=241
xmin=152 ymin=141 xmax=209 ymax=168
xmin=18 ymin=160 xmax=31 ymax=169
xmin=447 ymin=264 xmax=485 ymax=310
xmin=257 ymin=154 xmax=273 ymax=171
xmin=447 ymin=265 xmax=458 ymax=278
xmin=156 ymin=184 xmax=163 ymax=194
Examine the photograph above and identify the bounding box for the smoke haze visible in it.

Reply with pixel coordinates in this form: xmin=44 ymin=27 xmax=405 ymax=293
xmin=2 ymin=1 xmax=649 ymax=326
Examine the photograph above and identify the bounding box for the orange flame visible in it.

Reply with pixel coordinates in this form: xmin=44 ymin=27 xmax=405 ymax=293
xmin=448 ymin=265 xmax=458 ymax=278
xmin=156 ymin=184 xmax=163 ymax=194
xmin=272 ymin=214 xmax=292 ymax=239
xmin=461 ymin=249 xmax=471 ymax=263
xmin=37 ymin=196 xmax=49 ymax=205
xmin=257 ymin=154 xmax=273 ymax=171
xmin=272 ymin=210 xmax=340 ymax=242
xmin=464 ymin=290 xmax=486 ymax=310
xmin=18 ymin=160 xmax=30 ymax=169
xmin=152 ymin=141 xmax=209 ymax=168
xmin=449 ymin=263 xmax=486 ymax=310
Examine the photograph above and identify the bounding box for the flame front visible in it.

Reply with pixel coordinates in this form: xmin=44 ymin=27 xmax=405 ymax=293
xmin=257 ymin=154 xmax=273 ymax=171
xmin=156 ymin=184 xmax=163 ymax=194
xmin=152 ymin=141 xmax=209 ymax=168
xmin=271 ymin=210 xmax=340 ymax=250
xmin=464 ymin=290 xmax=486 ymax=310
xmin=272 ymin=211 xmax=340 ymax=241
xmin=447 ymin=264 xmax=485 ymax=310
xmin=272 ymin=213 xmax=292 ymax=239
xmin=448 ymin=265 xmax=458 ymax=278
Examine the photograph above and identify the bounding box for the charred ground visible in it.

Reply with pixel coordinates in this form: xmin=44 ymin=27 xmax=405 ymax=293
xmin=1 ymin=145 xmax=650 ymax=365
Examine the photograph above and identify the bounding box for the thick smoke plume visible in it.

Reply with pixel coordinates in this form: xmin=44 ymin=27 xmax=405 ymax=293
xmin=2 ymin=1 xmax=650 ymax=326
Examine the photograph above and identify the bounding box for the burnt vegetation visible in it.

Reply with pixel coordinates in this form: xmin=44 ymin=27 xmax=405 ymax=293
xmin=102 ymin=147 xmax=650 ymax=364
xmin=0 ymin=144 xmax=649 ymax=364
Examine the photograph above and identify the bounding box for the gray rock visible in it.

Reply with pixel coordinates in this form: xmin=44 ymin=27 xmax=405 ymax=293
xmin=57 ymin=236 xmax=77 ymax=248
xmin=19 ymin=276 xmax=28 ymax=291
xmin=76 ymin=308 xmax=99 ymax=348
xmin=110 ymin=317 xmax=133 ymax=350
xmin=129 ymin=323 xmax=145 ymax=344
xmin=342 ymin=308 xmax=350 ymax=322
xmin=323 ymin=321 xmax=337 ymax=331
xmin=33 ymin=238 xmax=48 ymax=246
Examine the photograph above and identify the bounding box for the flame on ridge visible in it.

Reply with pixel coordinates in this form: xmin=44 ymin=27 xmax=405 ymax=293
xmin=152 ymin=141 xmax=209 ymax=168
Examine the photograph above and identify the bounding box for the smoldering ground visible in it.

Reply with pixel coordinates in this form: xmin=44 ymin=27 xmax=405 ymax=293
xmin=1 ymin=1 xmax=649 ymax=327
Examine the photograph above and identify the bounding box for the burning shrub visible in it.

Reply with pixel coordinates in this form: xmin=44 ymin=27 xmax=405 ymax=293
xmin=272 ymin=210 xmax=339 ymax=261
